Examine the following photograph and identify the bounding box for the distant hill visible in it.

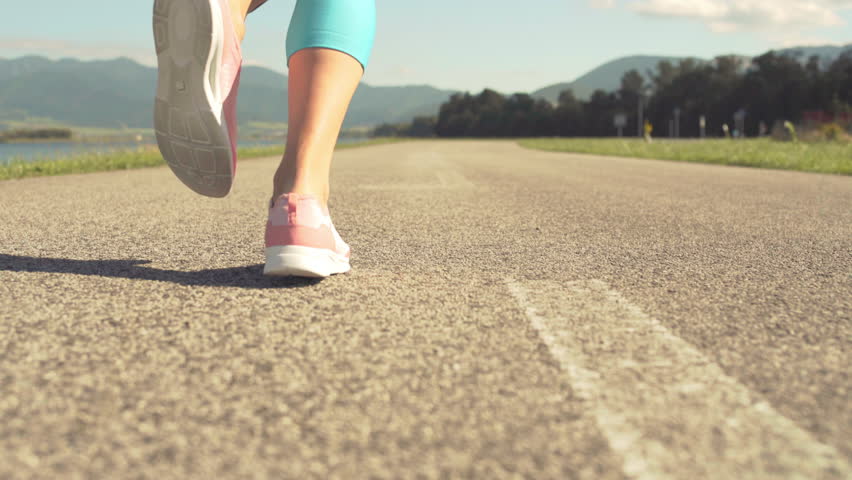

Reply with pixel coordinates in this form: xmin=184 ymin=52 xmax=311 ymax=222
xmin=2 ymin=43 xmax=849 ymax=129
xmin=531 ymin=43 xmax=852 ymax=104
xmin=0 ymin=56 xmax=457 ymax=129
xmin=531 ymin=55 xmax=686 ymax=104
xmin=775 ymin=44 xmax=851 ymax=64
xmin=0 ymin=56 xmax=156 ymax=128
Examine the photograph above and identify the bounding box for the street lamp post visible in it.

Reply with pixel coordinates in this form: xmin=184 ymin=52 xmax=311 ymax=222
xmin=637 ymin=86 xmax=652 ymax=138
xmin=673 ymin=107 xmax=681 ymax=138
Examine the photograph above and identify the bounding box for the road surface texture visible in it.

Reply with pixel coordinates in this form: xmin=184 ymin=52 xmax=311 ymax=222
xmin=1 ymin=140 xmax=850 ymax=479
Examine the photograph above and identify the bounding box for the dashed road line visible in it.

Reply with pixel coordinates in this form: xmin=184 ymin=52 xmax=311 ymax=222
xmin=507 ymin=279 xmax=850 ymax=480
xmin=435 ymin=170 xmax=475 ymax=189
xmin=358 ymin=165 xmax=474 ymax=191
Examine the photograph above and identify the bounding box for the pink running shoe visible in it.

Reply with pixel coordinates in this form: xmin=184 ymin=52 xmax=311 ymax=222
xmin=264 ymin=194 xmax=352 ymax=278
xmin=152 ymin=0 xmax=242 ymax=197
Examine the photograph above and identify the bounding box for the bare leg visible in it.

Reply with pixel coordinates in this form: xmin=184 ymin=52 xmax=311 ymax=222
xmin=229 ymin=0 xmax=253 ymax=41
xmin=271 ymin=48 xmax=364 ymax=205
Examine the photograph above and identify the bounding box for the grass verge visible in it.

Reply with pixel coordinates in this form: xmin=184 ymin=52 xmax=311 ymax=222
xmin=517 ymin=138 xmax=852 ymax=175
xmin=0 ymin=138 xmax=404 ymax=181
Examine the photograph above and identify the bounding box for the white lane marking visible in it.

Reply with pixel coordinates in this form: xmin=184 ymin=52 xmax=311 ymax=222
xmin=435 ymin=170 xmax=475 ymax=189
xmin=507 ymin=279 xmax=851 ymax=480
xmin=359 ymin=151 xmax=474 ymax=190
xmin=358 ymin=171 xmax=474 ymax=191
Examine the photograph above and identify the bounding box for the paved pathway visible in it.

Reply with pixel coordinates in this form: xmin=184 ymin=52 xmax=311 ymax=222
xmin=1 ymin=140 xmax=850 ymax=478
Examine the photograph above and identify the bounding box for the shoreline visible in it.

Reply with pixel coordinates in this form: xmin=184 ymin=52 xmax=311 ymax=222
xmin=0 ymin=138 xmax=404 ymax=181
xmin=6 ymin=137 xmax=846 ymax=180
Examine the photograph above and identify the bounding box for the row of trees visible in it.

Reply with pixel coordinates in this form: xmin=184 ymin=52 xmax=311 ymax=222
xmin=0 ymin=127 xmax=72 ymax=142
xmin=636 ymin=52 xmax=851 ymax=138
xmin=372 ymin=50 xmax=852 ymax=138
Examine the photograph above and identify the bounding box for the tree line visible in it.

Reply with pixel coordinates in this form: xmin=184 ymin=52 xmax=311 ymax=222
xmin=0 ymin=127 xmax=72 ymax=143
xmin=371 ymin=50 xmax=852 ymax=139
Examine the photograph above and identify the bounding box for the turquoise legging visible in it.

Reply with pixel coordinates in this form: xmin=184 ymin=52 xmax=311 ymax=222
xmin=284 ymin=0 xmax=376 ymax=71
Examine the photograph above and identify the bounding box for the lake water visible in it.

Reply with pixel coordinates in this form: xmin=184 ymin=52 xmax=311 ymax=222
xmin=0 ymin=137 xmax=368 ymax=165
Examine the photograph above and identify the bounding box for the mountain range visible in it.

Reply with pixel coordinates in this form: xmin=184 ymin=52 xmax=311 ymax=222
xmin=531 ymin=44 xmax=852 ymax=104
xmin=0 ymin=56 xmax=456 ymax=130
xmin=1 ymin=43 xmax=849 ymax=130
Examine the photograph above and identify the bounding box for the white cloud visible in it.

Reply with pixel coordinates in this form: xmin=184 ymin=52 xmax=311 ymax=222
xmin=629 ymin=0 xmax=852 ymax=31
xmin=589 ymin=0 xmax=616 ymax=8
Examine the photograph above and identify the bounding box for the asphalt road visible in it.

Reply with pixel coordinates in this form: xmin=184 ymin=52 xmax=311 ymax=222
xmin=1 ymin=140 xmax=850 ymax=479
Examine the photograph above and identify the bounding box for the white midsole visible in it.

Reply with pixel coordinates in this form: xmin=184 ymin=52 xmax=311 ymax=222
xmin=264 ymin=245 xmax=351 ymax=278
xmin=204 ymin=0 xmax=225 ymax=124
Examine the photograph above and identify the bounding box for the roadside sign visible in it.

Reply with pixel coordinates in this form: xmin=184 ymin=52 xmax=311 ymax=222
xmin=614 ymin=113 xmax=627 ymax=137
xmin=734 ymin=109 xmax=747 ymax=138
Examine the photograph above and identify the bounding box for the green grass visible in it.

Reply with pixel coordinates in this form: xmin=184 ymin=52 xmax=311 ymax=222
xmin=0 ymin=138 xmax=404 ymax=181
xmin=517 ymin=138 xmax=852 ymax=175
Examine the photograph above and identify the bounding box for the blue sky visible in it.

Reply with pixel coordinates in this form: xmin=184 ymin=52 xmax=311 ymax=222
xmin=1 ymin=0 xmax=850 ymax=93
